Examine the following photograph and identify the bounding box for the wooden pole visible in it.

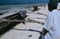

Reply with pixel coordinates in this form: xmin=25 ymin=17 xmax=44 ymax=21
xmin=0 ymin=18 xmax=44 ymax=25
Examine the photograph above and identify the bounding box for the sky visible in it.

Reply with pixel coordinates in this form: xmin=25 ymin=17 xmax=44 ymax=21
xmin=0 ymin=0 xmax=49 ymax=5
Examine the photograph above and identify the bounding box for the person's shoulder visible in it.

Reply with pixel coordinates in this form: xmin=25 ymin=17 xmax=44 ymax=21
xmin=50 ymin=10 xmax=59 ymax=15
xmin=53 ymin=10 xmax=60 ymax=15
xmin=48 ymin=10 xmax=55 ymax=18
xmin=53 ymin=9 xmax=59 ymax=13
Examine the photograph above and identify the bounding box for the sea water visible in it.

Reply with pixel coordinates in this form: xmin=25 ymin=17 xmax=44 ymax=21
xmin=0 ymin=4 xmax=47 ymax=13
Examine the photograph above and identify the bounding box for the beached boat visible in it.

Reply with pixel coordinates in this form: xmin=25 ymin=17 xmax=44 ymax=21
xmin=0 ymin=10 xmax=27 ymax=35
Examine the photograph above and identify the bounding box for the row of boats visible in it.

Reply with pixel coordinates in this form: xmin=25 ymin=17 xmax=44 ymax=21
xmin=0 ymin=5 xmax=49 ymax=39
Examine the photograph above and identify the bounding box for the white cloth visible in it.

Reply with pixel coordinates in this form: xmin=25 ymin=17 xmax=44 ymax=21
xmin=44 ymin=10 xmax=60 ymax=39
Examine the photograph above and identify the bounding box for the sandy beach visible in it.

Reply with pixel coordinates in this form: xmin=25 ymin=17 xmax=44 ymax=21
xmin=0 ymin=3 xmax=60 ymax=39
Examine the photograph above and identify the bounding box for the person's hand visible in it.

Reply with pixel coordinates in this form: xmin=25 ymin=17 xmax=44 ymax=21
xmin=39 ymin=32 xmax=45 ymax=39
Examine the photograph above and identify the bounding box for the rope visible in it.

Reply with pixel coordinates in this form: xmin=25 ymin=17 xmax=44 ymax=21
xmin=0 ymin=18 xmax=44 ymax=25
xmin=27 ymin=12 xmax=47 ymax=16
xmin=13 ymin=28 xmax=42 ymax=34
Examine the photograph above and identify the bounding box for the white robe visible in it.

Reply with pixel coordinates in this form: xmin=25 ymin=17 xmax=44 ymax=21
xmin=44 ymin=10 xmax=60 ymax=39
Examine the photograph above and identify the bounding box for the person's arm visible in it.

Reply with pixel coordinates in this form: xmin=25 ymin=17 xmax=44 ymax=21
xmin=41 ymin=14 xmax=51 ymax=36
xmin=42 ymin=12 xmax=54 ymax=36
xmin=39 ymin=28 xmax=49 ymax=39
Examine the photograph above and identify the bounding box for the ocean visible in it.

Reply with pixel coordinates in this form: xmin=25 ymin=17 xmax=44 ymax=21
xmin=0 ymin=4 xmax=47 ymax=13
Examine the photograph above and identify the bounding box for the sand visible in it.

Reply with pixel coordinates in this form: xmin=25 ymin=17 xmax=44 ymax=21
xmin=0 ymin=3 xmax=60 ymax=39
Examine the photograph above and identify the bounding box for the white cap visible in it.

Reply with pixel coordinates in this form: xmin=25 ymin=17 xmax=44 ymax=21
xmin=57 ymin=3 xmax=60 ymax=9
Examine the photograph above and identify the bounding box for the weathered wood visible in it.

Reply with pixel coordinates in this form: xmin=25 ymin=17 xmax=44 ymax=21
xmin=0 ymin=18 xmax=44 ymax=25
xmin=0 ymin=13 xmax=22 ymax=35
xmin=27 ymin=12 xmax=47 ymax=16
